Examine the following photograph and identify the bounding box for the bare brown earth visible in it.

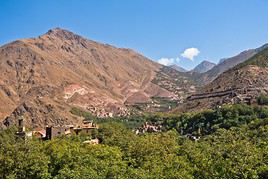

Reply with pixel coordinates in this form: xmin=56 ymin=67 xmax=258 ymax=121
xmin=0 ymin=28 xmax=193 ymax=128
xmin=176 ymin=65 xmax=268 ymax=112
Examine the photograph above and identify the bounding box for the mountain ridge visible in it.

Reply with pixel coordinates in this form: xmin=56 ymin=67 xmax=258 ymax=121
xmin=169 ymin=64 xmax=188 ymax=72
xmin=0 ymin=28 xmax=173 ymax=127
xmin=196 ymin=43 xmax=268 ymax=84
xmin=177 ymin=47 xmax=268 ymax=112
xmin=191 ymin=60 xmax=216 ymax=73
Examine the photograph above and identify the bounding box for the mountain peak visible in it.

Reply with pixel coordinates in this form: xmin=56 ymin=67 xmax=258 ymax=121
xmin=46 ymin=27 xmax=73 ymax=34
xmin=169 ymin=64 xmax=187 ymax=72
xmin=44 ymin=27 xmax=82 ymax=41
xmin=192 ymin=60 xmax=216 ymax=73
xmin=202 ymin=60 xmax=213 ymax=64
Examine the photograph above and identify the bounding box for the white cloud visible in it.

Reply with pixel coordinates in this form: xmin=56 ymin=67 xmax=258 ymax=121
xmin=181 ymin=48 xmax=200 ymax=61
xmin=157 ymin=58 xmax=174 ymax=66
xmin=157 ymin=57 xmax=180 ymax=66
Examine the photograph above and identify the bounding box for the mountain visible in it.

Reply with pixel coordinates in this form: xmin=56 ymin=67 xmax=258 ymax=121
xmin=178 ymin=47 xmax=268 ymax=112
xmin=169 ymin=64 xmax=187 ymax=72
xmin=199 ymin=44 xmax=268 ymax=84
xmin=191 ymin=60 xmax=216 ymax=73
xmin=0 ymin=28 xmax=197 ymax=128
xmin=218 ymin=58 xmax=227 ymax=64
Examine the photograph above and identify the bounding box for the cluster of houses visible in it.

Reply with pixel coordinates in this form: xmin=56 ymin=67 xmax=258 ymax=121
xmin=15 ymin=117 xmax=202 ymax=143
xmin=135 ymin=122 xmax=162 ymax=134
xmin=134 ymin=121 xmax=201 ymax=141
xmin=16 ymin=117 xmax=99 ymax=144
xmin=86 ymin=105 xmax=131 ymax=118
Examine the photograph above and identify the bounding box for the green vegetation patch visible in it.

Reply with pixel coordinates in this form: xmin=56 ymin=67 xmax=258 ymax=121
xmin=236 ymin=47 xmax=268 ymax=69
xmin=1 ymin=111 xmax=268 ymax=178
xmin=2 ymin=104 xmax=268 ymax=178
xmin=257 ymin=94 xmax=268 ymax=105
xmin=70 ymin=107 xmax=95 ymax=121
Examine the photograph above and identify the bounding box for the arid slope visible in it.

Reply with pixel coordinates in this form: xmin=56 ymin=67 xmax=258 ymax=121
xmin=0 ymin=28 xmax=195 ymax=127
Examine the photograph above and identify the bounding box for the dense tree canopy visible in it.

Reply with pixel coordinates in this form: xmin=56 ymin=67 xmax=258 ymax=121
xmin=0 ymin=104 xmax=268 ymax=178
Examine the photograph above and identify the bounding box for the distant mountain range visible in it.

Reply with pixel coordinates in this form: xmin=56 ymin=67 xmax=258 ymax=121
xmin=198 ymin=44 xmax=268 ymax=84
xmin=191 ymin=60 xmax=216 ymax=73
xmin=176 ymin=46 xmax=268 ymax=112
xmin=170 ymin=60 xmax=216 ymax=74
xmin=169 ymin=64 xmax=187 ymax=72
xmin=1 ymin=28 xmax=267 ymax=128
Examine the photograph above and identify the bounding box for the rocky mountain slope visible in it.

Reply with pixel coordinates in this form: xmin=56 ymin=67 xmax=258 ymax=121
xmin=170 ymin=64 xmax=187 ymax=72
xmin=191 ymin=60 xmax=216 ymax=73
xmin=178 ymin=47 xmax=268 ymax=112
xmin=198 ymin=44 xmax=268 ymax=84
xmin=0 ymin=28 xmax=197 ymax=128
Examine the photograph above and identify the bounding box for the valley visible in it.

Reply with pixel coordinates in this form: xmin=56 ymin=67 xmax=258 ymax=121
xmin=0 ymin=28 xmax=194 ymax=128
xmin=1 ymin=28 xmax=268 ymax=129
xmin=2 ymin=1 xmax=268 ymax=178
xmin=1 ymin=28 xmax=268 ymax=179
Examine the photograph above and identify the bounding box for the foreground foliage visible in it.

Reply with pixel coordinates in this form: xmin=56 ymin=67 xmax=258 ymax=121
xmin=0 ymin=104 xmax=268 ymax=178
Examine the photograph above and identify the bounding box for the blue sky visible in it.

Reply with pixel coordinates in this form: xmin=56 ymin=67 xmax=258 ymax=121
xmin=1 ymin=0 xmax=268 ymax=70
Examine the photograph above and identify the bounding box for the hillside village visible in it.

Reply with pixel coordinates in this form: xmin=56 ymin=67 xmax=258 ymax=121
xmin=15 ymin=116 xmax=99 ymax=143
xmin=1 ymin=1 xmax=268 ymax=177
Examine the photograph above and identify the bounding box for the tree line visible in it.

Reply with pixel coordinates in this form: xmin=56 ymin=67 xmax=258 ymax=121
xmin=0 ymin=104 xmax=268 ymax=178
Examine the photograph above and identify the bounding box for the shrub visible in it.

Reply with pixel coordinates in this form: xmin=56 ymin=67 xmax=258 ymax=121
xmin=257 ymin=94 xmax=268 ymax=105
